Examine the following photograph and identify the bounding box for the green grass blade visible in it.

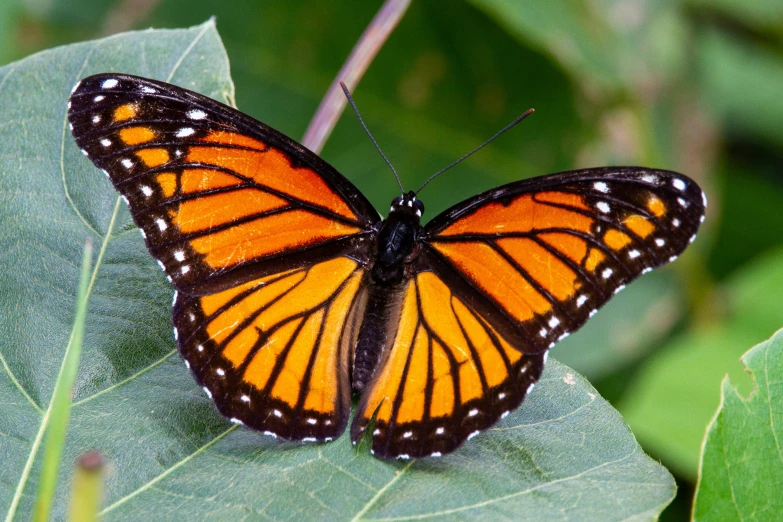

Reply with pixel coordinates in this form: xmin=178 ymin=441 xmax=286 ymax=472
xmin=32 ymin=241 xmax=93 ymax=522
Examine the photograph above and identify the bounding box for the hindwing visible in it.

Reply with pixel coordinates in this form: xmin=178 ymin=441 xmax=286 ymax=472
xmin=175 ymin=257 xmax=367 ymax=440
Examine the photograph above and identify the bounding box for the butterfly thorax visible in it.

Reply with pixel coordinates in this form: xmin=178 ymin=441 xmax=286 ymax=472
xmin=352 ymin=193 xmax=424 ymax=393
xmin=372 ymin=193 xmax=424 ymax=284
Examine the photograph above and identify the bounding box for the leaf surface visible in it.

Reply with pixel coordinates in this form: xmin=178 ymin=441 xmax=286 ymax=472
xmin=620 ymin=247 xmax=783 ymax=479
xmin=693 ymin=328 xmax=783 ymax=521
xmin=466 ymin=0 xmax=686 ymax=95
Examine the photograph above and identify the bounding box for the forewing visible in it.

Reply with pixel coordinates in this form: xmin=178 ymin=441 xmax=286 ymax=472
xmin=174 ymin=257 xmax=367 ymax=440
xmin=351 ymin=272 xmax=544 ymax=459
xmin=423 ymin=167 xmax=706 ymax=353
xmin=68 ymin=73 xmax=378 ymax=294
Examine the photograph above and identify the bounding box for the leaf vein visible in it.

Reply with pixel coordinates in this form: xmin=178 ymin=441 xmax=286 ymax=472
xmin=60 ymin=46 xmax=100 ymax=237
xmin=364 ymin=449 xmax=641 ymax=521
xmin=491 ymin=394 xmax=596 ymax=432
xmin=0 ymin=350 xmax=43 ymax=414
xmin=350 ymin=461 xmax=415 ymax=522
xmin=165 ymin=21 xmax=212 ymax=83
xmin=72 ymin=349 xmax=177 ymax=407
xmin=99 ymin=425 xmax=238 ymax=515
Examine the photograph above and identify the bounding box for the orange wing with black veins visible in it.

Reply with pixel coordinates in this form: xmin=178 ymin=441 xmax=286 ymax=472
xmin=174 ymin=257 xmax=367 ymax=440
xmin=423 ymin=167 xmax=706 ymax=354
xmin=68 ymin=74 xmax=378 ymax=295
xmin=351 ymin=272 xmax=543 ymax=458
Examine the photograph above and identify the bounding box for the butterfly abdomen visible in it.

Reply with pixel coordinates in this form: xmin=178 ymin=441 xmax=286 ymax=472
xmin=351 ymin=280 xmax=406 ymax=393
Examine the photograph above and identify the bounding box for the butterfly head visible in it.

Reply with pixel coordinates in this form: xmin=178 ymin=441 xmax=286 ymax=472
xmin=390 ymin=191 xmax=424 ymax=219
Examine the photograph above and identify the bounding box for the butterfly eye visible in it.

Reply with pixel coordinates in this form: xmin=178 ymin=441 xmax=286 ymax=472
xmin=413 ymin=199 xmax=424 ymax=215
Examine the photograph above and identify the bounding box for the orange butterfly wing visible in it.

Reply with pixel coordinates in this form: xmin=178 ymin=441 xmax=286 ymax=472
xmin=352 ymin=271 xmax=543 ymax=458
xmin=353 ymin=168 xmax=705 ymax=458
xmin=424 ymin=168 xmax=706 ymax=352
xmin=68 ymin=74 xmax=377 ymax=440
xmin=175 ymin=258 xmax=366 ymax=439
xmin=68 ymin=74 xmax=377 ymax=295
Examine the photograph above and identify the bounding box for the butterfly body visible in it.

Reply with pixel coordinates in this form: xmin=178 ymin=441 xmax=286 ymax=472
xmin=353 ymin=192 xmax=424 ymax=392
xmin=68 ymin=73 xmax=706 ymax=459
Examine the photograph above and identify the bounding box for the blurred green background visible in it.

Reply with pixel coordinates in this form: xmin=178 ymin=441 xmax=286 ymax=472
xmin=2 ymin=0 xmax=781 ymax=518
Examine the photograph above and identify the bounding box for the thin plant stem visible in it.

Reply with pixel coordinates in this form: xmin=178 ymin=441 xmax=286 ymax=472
xmin=32 ymin=241 xmax=93 ymax=522
xmin=301 ymin=0 xmax=412 ymax=153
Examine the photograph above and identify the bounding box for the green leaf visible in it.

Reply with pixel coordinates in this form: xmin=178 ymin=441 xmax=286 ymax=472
xmin=0 ymin=19 xmax=233 ymax=521
xmin=687 ymin=0 xmax=783 ymax=34
xmin=465 ymin=0 xmax=687 ymax=95
xmin=1 ymin=22 xmax=675 ymax=520
xmin=698 ymin=27 xmax=783 ymax=147
xmin=692 ymin=328 xmax=783 ymax=520
xmin=83 ymin=359 xmax=675 ymax=521
xmin=620 ymin=247 xmax=783 ymax=479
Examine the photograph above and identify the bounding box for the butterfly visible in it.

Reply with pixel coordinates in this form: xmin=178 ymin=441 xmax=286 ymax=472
xmin=67 ymin=73 xmax=706 ymax=459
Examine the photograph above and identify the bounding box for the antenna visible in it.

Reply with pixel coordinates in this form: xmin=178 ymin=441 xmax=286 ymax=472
xmin=340 ymin=82 xmax=405 ymax=193
xmin=415 ymin=108 xmax=535 ymax=194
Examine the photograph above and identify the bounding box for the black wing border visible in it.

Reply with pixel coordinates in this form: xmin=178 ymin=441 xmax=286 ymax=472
xmin=70 ymin=72 xmax=380 ymax=227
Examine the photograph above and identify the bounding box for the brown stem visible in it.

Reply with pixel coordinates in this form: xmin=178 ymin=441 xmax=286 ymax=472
xmin=301 ymin=0 xmax=412 ymax=153
xmin=100 ymin=0 xmax=163 ymax=36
